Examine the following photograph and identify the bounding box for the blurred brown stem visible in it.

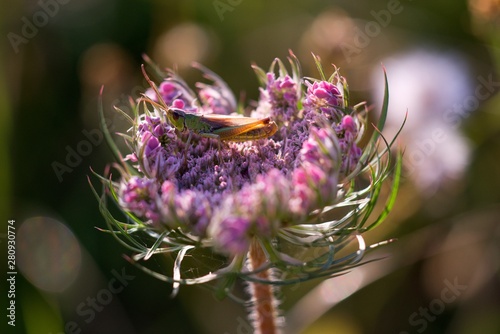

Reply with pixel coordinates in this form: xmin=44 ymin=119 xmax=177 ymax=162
xmin=247 ymin=238 xmax=281 ymax=334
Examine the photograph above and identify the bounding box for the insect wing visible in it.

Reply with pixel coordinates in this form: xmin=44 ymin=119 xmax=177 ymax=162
xmin=200 ymin=114 xmax=265 ymax=128
xmin=200 ymin=115 xmax=277 ymax=140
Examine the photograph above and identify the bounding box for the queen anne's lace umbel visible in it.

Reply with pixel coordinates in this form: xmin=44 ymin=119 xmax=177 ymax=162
xmin=92 ymin=52 xmax=401 ymax=292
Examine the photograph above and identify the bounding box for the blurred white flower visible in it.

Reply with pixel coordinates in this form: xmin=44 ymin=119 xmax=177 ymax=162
xmin=371 ymin=49 xmax=473 ymax=194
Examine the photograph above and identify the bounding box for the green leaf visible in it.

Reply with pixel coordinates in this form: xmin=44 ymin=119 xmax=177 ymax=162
xmin=365 ymin=150 xmax=403 ymax=231
xmin=312 ymin=53 xmax=326 ymax=81
xmin=359 ymin=67 xmax=389 ymax=165
xmin=171 ymin=246 xmax=195 ymax=298
xmin=251 ymin=64 xmax=268 ymax=87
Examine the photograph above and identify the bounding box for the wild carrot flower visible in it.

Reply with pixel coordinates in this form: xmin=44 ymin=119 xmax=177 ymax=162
xmin=91 ymin=51 xmax=401 ymax=333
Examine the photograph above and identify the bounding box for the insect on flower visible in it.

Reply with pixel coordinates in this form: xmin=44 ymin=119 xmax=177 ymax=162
xmin=140 ymin=65 xmax=278 ymax=151
xmin=91 ymin=52 xmax=403 ymax=334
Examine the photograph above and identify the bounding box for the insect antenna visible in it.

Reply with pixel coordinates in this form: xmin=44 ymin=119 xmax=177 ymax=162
xmin=141 ymin=64 xmax=170 ymax=112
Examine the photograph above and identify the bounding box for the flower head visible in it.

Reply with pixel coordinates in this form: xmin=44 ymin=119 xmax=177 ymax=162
xmin=93 ymin=51 xmax=400 ymax=295
xmin=304 ymin=79 xmax=344 ymax=121
xmin=305 ymin=80 xmax=341 ymax=107
xmin=119 ymin=176 xmax=161 ymax=223
xmin=145 ymin=78 xmax=195 ymax=109
xmin=194 ymin=63 xmax=237 ymax=115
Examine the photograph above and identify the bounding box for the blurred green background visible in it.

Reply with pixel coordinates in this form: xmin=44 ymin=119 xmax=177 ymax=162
xmin=2 ymin=0 xmax=500 ymax=333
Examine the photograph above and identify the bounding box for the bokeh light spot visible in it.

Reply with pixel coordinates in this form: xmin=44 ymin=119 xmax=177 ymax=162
xmin=17 ymin=216 xmax=82 ymax=293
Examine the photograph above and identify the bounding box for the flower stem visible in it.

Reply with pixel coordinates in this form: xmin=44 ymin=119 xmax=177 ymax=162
xmin=247 ymin=238 xmax=281 ymax=334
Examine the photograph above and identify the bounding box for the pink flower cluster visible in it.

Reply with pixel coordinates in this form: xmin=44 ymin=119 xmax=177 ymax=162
xmin=116 ymin=58 xmax=365 ymax=256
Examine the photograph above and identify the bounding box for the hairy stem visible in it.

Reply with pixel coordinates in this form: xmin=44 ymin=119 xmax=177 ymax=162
xmin=247 ymin=238 xmax=281 ymax=334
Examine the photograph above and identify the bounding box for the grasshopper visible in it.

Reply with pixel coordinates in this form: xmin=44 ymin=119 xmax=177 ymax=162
xmin=140 ymin=65 xmax=278 ymax=152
